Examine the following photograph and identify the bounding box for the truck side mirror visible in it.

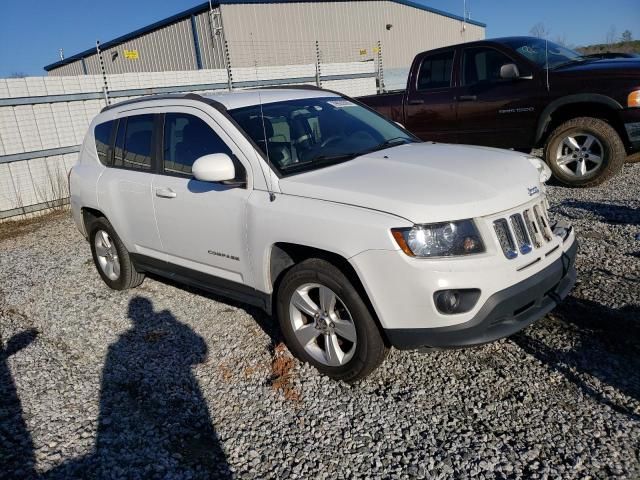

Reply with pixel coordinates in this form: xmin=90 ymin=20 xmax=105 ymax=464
xmin=192 ymin=153 xmax=236 ymax=182
xmin=500 ymin=63 xmax=520 ymax=80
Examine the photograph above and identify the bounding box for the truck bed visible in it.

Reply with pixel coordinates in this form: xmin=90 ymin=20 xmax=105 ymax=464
xmin=358 ymin=90 xmax=405 ymax=124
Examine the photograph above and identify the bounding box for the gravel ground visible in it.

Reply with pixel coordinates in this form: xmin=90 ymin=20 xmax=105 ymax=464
xmin=1 ymin=163 xmax=639 ymax=479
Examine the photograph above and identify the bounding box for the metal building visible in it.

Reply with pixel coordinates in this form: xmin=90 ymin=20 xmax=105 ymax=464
xmin=44 ymin=0 xmax=485 ymax=76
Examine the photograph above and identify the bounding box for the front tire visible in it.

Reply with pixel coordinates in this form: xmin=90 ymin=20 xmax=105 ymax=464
xmin=276 ymin=258 xmax=388 ymax=382
xmin=88 ymin=217 xmax=145 ymax=290
xmin=544 ymin=117 xmax=625 ymax=187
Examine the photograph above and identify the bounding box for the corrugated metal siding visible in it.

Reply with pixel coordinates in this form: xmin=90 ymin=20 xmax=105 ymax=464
xmin=220 ymin=0 xmax=485 ymax=68
xmin=194 ymin=8 xmax=227 ymax=69
xmin=66 ymin=17 xmax=200 ymax=75
xmin=48 ymin=60 xmax=85 ymax=77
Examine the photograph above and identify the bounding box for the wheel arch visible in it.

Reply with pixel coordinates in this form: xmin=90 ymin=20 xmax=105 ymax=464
xmin=268 ymin=242 xmax=389 ymax=344
xmin=81 ymin=207 xmax=106 ymax=237
xmin=535 ymin=94 xmax=624 ymax=147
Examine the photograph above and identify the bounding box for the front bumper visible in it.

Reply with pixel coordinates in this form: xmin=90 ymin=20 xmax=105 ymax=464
xmin=385 ymin=239 xmax=577 ymax=350
xmin=621 ymin=108 xmax=640 ymax=152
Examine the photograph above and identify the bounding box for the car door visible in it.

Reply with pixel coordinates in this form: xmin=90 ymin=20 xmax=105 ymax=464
xmin=151 ymin=108 xmax=254 ymax=288
xmin=403 ymin=49 xmax=458 ymax=143
xmin=455 ymin=45 xmax=539 ymax=149
xmin=96 ymin=113 xmax=164 ymax=259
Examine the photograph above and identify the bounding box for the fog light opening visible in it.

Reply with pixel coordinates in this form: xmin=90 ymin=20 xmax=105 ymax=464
xmin=434 ymin=289 xmax=481 ymax=315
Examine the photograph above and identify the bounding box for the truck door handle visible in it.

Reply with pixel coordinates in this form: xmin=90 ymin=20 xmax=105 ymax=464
xmin=155 ymin=187 xmax=177 ymax=199
xmin=458 ymin=95 xmax=477 ymax=101
xmin=408 ymin=99 xmax=425 ymax=105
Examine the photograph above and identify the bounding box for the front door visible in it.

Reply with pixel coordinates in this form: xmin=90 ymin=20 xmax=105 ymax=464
xmin=403 ymin=49 xmax=458 ymax=143
xmin=151 ymin=108 xmax=254 ymax=288
xmin=455 ymin=46 xmax=540 ymax=149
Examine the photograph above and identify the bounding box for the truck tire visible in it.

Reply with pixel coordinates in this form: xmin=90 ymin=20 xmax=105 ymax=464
xmin=276 ymin=258 xmax=388 ymax=382
xmin=88 ymin=217 xmax=145 ymax=290
xmin=544 ymin=117 xmax=625 ymax=187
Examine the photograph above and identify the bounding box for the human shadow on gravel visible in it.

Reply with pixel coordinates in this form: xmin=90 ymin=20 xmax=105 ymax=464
xmin=555 ymin=201 xmax=640 ymax=225
xmin=513 ymin=297 xmax=640 ymax=420
xmin=0 ymin=329 xmax=39 ymax=480
xmin=45 ymin=297 xmax=231 ymax=479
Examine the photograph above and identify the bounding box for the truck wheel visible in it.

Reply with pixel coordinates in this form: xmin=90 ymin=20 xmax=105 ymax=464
xmin=276 ymin=258 xmax=388 ymax=382
xmin=545 ymin=117 xmax=625 ymax=187
xmin=88 ymin=217 xmax=145 ymax=290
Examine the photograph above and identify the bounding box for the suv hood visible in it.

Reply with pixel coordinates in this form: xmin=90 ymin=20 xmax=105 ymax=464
xmin=278 ymin=143 xmax=541 ymax=223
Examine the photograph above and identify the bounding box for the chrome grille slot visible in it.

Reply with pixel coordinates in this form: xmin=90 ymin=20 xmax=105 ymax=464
xmin=533 ymin=205 xmax=553 ymax=242
xmin=509 ymin=214 xmax=532 ymax=254
xmin=492 ymin=200 xmax=554 ymax=259
xmin=493 ymin=219 xmax=518 ymax=259
xmin=523 ymin=209 xmax=543 ymax=248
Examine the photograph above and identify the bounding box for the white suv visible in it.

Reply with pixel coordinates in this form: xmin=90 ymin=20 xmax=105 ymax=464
xmin=70 ymin=88 xmax=577 ymax=381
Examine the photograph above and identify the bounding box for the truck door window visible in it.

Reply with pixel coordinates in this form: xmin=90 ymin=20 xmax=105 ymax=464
xmin=416 ymin=51 xmax=454 ymax=90
xmin=463 ymin=48 xmax=514 ymax=86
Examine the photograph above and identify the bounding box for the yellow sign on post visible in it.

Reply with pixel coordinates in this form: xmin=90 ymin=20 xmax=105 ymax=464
xmin=124 ymin=49 xmax=139 ymax=60
xmin=359 ymin=49 xmax=367 ymax=56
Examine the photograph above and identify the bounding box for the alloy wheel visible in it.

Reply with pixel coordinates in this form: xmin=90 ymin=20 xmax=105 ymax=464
xmin=94 ymin=230 xmax=120 ymax=281
xmin=554 ymin=133 xmax=604 ymax=178
xmin=289 ymin=283 xmax=357 ymax=367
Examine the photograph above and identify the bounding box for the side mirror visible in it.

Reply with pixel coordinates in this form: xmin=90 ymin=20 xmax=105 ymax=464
xmin=499 ymin=63 xmax=520 ymax=80
xmin=192 ymin=153 xmax=236 ymax=182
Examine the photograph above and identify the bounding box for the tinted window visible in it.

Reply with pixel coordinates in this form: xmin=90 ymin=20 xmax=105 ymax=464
xmin=163 ymin=113 xmax=232 ymax=175
xmin=229 ymin=96 xmax=416 ymax=176
xmin=94 ymin=121 xmax=114 ymax=166
xmin=417 ymin=51 xmax=454 ymax=90
xmin=463 ymin=47 xmax=514 ymax=85
xmin=112 ymin=114 xmax=154 ymax=170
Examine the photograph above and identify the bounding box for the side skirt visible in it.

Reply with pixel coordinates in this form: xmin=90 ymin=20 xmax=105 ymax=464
xmin=130 ymin=253 xmax=272 ymax=314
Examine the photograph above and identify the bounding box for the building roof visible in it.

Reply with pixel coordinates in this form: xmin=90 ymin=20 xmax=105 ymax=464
xmin=44 ymin=0 xmax=486 ymax=71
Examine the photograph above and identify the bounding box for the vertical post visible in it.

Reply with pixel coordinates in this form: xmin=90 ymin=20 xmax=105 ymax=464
xmin=376 ymin=40 xmax=385 ymax=94
xmin=96 ymin=41 xmax=110 ymax=105
xmin=224 ymin=40 xmax=233 ymax=91
xmin=315 ymin=40 xmax=322 ymax=88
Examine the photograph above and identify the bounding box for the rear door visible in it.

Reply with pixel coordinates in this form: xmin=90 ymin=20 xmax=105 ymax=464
xmin=96 ymin=113 xmax=164 ymax=259
xmin=403 ymin=49 xmax=458 ymax=143
xmin=455 ymin=45 xmax=539 ymax=148
xmin=151 ymin=107 xmax=254 ymax=288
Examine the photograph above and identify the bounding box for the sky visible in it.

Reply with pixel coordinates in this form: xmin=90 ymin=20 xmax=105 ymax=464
xmin=1 ymin=0 xmax=639 ymax=77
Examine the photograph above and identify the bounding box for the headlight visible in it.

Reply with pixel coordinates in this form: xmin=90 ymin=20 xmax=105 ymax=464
xmin=527 ymin=156 xmax=552 ymax=183
xmin=392 ymin=220 xmax=484 ymax=258
xmin=628 ymin=90 xmax=640 ymax=108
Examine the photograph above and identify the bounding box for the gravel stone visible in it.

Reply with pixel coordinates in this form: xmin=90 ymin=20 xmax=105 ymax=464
xmin=0 ymin=163 xmax=639 ymax=479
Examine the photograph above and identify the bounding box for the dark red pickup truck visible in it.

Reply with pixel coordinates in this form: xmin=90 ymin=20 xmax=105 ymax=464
xmin=360 ymin=36 xmax=640 ymax=187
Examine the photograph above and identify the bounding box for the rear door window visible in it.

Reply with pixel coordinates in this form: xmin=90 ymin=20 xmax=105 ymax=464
xmin=416 ymin=50 xmax=455 ymax=90
xmin=113 ymin=114 xmax=154 ymax=171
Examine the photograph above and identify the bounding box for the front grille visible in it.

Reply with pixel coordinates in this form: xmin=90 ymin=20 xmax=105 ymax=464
xmin=493 ymin=200 xmax=554 ymax=259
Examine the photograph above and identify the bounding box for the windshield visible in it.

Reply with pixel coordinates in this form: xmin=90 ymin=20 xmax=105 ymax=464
xmin=497 ymin=38 xmax=586 ymax=69
xmin=228 ymin=96 xmax=416 ymax=176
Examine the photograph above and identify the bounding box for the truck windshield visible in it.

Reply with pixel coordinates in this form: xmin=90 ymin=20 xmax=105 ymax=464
xmin=228 ymin=96 xmax=416 ymax=176
xmin=497 ymin=38 xmax=587 ymax=70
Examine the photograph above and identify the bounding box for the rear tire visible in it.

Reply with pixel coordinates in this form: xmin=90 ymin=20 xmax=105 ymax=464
xmin=276 ymin=258 xmax=388 ymax=382
xmin=88 ymin=217 xmax=145 ymax=290
xmin=544 ymin=117 xmax=625 ymax=187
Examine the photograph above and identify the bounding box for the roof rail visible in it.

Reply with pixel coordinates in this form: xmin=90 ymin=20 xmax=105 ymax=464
xmin=100 ymin=93 xmax=207 ymax=113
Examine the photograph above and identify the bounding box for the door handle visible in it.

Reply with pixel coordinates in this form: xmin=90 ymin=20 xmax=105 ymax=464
xmin=458 ymin=95 xmax=477 ymax=101
xmin=408 ymin=99 xmax=425 ymax=105
xmin=155 ymin=187 xmax=177 ymax=199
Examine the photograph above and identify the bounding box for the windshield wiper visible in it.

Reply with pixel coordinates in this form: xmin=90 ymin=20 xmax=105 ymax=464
xmin=365 ymin=136 xmax=416 ymax=154
xmin=280 ymin=152 xmax=359 ymax=174
xmin=549 ymin=56 xmax=591 ymax=70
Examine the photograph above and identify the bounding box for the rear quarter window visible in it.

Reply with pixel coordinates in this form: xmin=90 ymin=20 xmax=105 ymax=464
xmin=94 ymin=121 xmax=114 ymax=166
